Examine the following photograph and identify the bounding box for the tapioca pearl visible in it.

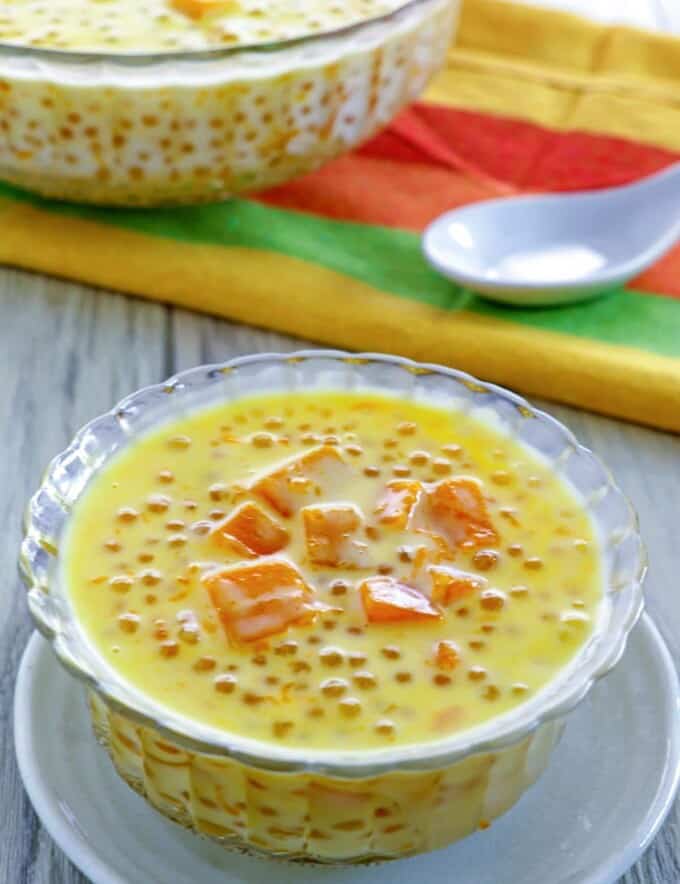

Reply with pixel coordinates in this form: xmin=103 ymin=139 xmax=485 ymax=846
xmin=392 ymin=464 xmax=411 ymax=478
xmin=116 ymin=507 xmax=138 ymax=524
xmin=320 ymin=678 xmax=348 ymax=698
xmin=527 ymin=475 xmax=543 ymax=488
xmin=473 ymin=549 xmax=500 ymax=572
xmin=375 ymin=719 xmax=396 ymax=737
xmin=382 ymin=454 xmax=395 ymax=464
xmin=104 ymin=538 xmax=121 ymax=553
xmin=442 ymin=444 xmax=463 ymax=459
xmin=571 ymin=599 xmax=586 ymax=609
xmin=363 ymin=465 xmax=380 ymax=478
xmin=208 ymin=509 xmax=226 ymax=521
xmin=165 ymin=519 xmax=185 ymax=531
xmin=455 ymin=606 xmax=470 ymax=619
xmin=144 ymin=593 xmax=157 ymax=605
xmin=109 ymin=575 xmax=134 ymax=593
xmin=250 ymin=432 xmax=275 ymax=448
xmin=481 ymin=624 xmax=496 ymax=634
xmin=209 ymin=482 xmax=229 ymax=501
xmin=251 ymin=653 xmax=267 ymax=666
xmin=307 ymin=635 xmax=322 ymax=646
xmin=308 ymin=706 xmax=325 ymax=719
xmin=159 ymin=640 xmax=180 ymax=658
xmin=376 ymin=564 xmax=393 ymax=576
xmin=381 ymin=645 xmax=401 ymax=660
xmin=408 ymin=450 xmax=430 ymax=467
xmin=157 ymin=469 xmax=174 ymax=484
xmin=139 ymin=568 xmax=162 ymax=587
xmin=152 ymin=619 xmax=169 ymax=640
xmin=483 ymin=685 xmax=501 ymax=701
xmin=396 ymin=421 xmax=417 ymax=436
xmin=467 ymin=665 xmax=487 ymax=682
xmin=264 ymin=675 xmax=279 ymax=687
xmin=189 ymin=520 xmax=212 ymax=537
xmin=291 ymin=660 xmax=311 ymax=674
xmin=432 ymin=458 xmax=451 ymax=475
xmin=353 ymin=670 xmax=377 ymax=689
xmin=491 ymin=470 xmax=513 ymax=486
xmin=319 ymin=647 xmax=344 ymax=667
xmin=507 ymin=543 xmax=523 ymax=557
xmin=345 ymin=444 xmax=364 ymax=457
xmin=274 ymin=640 xmax=298 ymax=657
xmin=524 ymin=557 xmax=543 ymax=571
xmin=512 ymin=683 xmax=529 ymax=696
xmin=329 ymin=579 xmax=349 ymax=597
xmin=395 ymin=671 xmax=412 ymax=684
xmin=168 ymin=434 xmax=191 ymax=450
xmin=339 ymin=697 xmax=362 ymax=718
xmin=118 ymin=613 xmax=140 ymax=634
xmin=193 ymin=656 xmax=217 ymax=672
xmin=573 ymin=538 xmax=590 ymax=552
xmin=167 ymin=533 xmax=188 ymax=548
xmin=179 ymin=623 xmax=200 ymax=644
xmin=479 ymin=590 xmax=506 ymax=612
xmin=383 ymin=437 xmax=398 ymax=449
xmin=301 ymin=432 xmax=321 ymax=445
xmin=214 ymin=673 xmax=238 ymax=694
xmin=272 ymin=721 xmax=294 ymax=739
xmin=468 ymin=639 xmax=485 ymax=651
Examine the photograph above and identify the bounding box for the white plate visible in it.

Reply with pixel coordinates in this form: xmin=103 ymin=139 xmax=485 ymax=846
xmin=14 ymin=616 xmax=680 ymax=884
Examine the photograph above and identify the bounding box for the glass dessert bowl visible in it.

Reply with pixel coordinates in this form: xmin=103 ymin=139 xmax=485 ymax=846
xmin=20 ymin=351 xmax=645 ymax=863
xmin=0 ymin=0 xmax=458 ymax=206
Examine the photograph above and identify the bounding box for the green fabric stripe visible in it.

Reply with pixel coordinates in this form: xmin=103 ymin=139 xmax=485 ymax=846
xmin=2 ymin=180 xmax=679 ymax=358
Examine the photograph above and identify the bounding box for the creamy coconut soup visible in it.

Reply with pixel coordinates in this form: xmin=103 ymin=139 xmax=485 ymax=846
xmin=64 ymin=391 xmax=602 ymax=750
xmin=0 ymin=0 xmax=412 ymax=51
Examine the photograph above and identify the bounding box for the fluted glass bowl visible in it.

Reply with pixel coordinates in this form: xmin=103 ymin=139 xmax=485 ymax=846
xmin=20 ymin=351 xmax=645 ymax=863
xmin=0 ymin=0 xmax=457 ymax=206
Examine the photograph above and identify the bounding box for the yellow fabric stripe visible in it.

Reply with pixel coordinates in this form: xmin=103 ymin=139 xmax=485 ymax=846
xmin=2 ymin=199 xmax=679 ymax=432
xmin=426 ymin=0 xmax=680 ymax=151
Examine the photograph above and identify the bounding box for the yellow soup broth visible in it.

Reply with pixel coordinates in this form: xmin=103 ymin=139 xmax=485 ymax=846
xmin=64 ymin=391 xmax=603 ymax=750
xmin=0 ymin=0 xmax=409 ymax=52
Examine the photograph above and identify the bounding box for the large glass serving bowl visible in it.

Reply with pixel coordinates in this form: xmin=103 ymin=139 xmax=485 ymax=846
xmin=20 ymin=351 xmax=645 ymax=863
xmin=0 ymin=0 xmax=458 ymax=206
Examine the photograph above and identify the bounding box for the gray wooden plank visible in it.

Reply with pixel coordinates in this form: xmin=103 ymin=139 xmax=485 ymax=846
xmin=0 ymin=268 xmax=167 ymax=884
xmin=1 ymin=280 xmax=677 ymax=882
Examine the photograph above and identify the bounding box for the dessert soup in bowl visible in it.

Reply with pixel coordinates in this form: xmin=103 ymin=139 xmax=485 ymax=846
xmin=21 ymin=352 xmax=644 ymax=862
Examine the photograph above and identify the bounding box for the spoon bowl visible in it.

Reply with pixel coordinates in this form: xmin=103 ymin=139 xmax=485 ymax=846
xmin=423 ymin=163 xmax=680 ymax=306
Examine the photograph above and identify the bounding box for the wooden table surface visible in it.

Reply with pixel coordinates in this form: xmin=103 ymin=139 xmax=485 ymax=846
xmin=0 ymin=267 xmax=678 ymax=882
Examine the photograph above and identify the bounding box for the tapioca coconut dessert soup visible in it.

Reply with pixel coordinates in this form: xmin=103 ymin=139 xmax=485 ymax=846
xmin=64 ymin=389 xmax=604 ymax=751
xmin=0 ymin=0 xmax=459 ymax=204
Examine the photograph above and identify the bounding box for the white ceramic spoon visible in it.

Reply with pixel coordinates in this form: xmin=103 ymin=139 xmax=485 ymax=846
xmin=422 ymin=163 xmax=680 ymax=306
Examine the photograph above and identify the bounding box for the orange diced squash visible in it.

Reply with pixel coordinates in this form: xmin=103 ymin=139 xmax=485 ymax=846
xmin=213 ymin=502 xmax=289 ymax=556
xmin=170 ymin=0 xmax=240 ymax=20
xmin=302 ymin=503 xmax=370 ymax=568
xmin=374 ymin=479 xmax=421 ymax=528
xmin=359 ymin=576 xmax=441 ymax=623
xmin=203 ymin=559 xmax=316 ymax=643
xmin=251 ymin=446 xmax=350 ymax=518
xmin=429 ymin=565 xmax=487 ymax=605
xmin=424 ymin=478 xmax=499 ymax=550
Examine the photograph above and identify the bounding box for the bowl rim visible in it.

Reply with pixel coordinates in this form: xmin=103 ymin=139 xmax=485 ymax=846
xmin=20 ymin=349 xmax=646 ymax=776
xmin=0 ymin=0 xmax=436 ymax=65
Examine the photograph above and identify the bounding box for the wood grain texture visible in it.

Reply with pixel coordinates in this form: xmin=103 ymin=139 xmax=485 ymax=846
xmin=0 ymin=268 xmax=677 ymax=883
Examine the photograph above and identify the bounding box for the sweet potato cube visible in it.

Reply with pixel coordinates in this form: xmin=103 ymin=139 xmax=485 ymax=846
xmin=429 ymin=566 xmax=487 ymax=606
xmin=424 ymin=478 xmax=499 ymax=550
xmin=251 ymin=446 xmax=350 ymax=518
xmin=302 ymin=503 xmax=370 ymax=568
xmin=203 ymin=559 xmax=316 ymax=643
xmin=213 ymin=502 xmax=289 ymax=556
xmin=375 ymin=480 xmax=422 ymax=529
xmin=171 ymin=0 xmax=240 ymax=20
xmin=359 ymin=576 xmax=441 ymax=624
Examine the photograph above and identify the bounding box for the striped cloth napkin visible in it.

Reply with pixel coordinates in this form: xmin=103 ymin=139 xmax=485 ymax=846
xmin=2 ymin=0 xmax=680 ymax=430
